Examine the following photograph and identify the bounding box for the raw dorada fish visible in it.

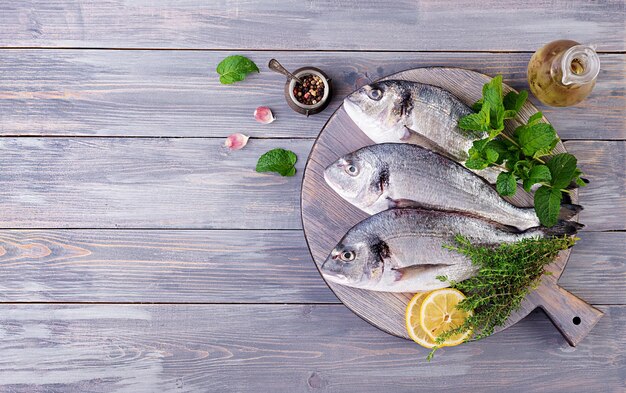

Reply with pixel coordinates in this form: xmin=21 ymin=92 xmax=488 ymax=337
xmin=321 ymin=208 xmax=581 ymax=292
xmin=324 ymin=143 xmax=581 ymax=231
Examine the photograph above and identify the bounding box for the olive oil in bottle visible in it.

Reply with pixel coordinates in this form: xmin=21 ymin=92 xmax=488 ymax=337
xmin=527 ymin=40 xmax=600 ymax=107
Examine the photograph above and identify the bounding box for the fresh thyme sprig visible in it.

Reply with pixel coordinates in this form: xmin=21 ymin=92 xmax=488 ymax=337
xmin=426 ymin=234 xmax=577 ymax=361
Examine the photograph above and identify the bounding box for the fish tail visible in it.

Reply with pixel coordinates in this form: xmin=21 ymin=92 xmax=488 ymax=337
xmin=558 ymin=203 xmax=584 ymax=221
xmin=534 ymin=220 xmax=584 ymax=238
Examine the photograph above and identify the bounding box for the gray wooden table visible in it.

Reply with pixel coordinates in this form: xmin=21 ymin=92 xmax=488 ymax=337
xmin=0 ymin=1 xmax=624 ymax=392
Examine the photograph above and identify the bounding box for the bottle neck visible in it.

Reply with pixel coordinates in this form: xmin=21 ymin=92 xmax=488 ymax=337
xmin=552 ymin=45 xmax=600 ymax=87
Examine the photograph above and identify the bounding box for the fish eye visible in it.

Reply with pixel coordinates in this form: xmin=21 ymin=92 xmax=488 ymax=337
xmin=340 ymin=251 xmax=355 ymax=262
xmin=344 ymin=164 xmax=359 ymax=176
xmin=368 ymin=89 xmax=383 ymax=101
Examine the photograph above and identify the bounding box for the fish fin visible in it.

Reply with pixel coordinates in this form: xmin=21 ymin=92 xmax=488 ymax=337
xmin=559 ymin=203 xmax=584 ymax=221
xmin=529 ymin=220 xmax=584 ymax=239
xmin=392 ymin=264 xmax=450 ymax=282
xmin=565 ymin=177 xmax=590 ymax=190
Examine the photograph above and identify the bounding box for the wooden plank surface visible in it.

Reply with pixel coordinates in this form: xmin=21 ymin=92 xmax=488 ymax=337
xmin=0 ymin=50 xmax=623 ymax=140
xmin=0 ymin=1 xmax=624 ymax=390
xmin=0 ymin=229 xmax=338 ymax=303
xmin=0 ymin=304 xmax=623 ymax=392
xmin=0 ymin=1 xmax=624 ymax=51
xmin=0 ymin=138 xmax=621 ymax=230
xmin=0 ymin=230 xmax=621 ymax=305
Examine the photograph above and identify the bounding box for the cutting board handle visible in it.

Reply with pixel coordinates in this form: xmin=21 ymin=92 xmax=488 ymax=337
xmin=534 ymin=281 xmax=603 ymax=346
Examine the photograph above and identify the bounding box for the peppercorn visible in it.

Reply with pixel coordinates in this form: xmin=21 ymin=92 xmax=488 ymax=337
xmin=293 ymin=74 xmax=325 ymax=106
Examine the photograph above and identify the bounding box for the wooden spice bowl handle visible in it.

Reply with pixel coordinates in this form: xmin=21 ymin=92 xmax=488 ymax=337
xmin=532 ymin=279 xmax=604 ymax=346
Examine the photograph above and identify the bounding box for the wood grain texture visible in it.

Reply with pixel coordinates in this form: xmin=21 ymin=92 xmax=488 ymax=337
xmin=301 ymin=67 xmax=591 ymax=340
xmin=559 ymin=232 xmax=626 ymax=304
xmin=0 ymin=50 xmax=623 ymax=140
xmin=0 ymin=1 xmax=624 ymax=51
xmin=0 ymin=229 xmax=337 ymax=303
xmin=0 ymin=230 xmax=621 ymax=304
xmin=0 ymin=138 xmax=622 ymax=230
xmin=0 ymin=138 xmax=308 ymax=229
xmin=0 ymin=304 xmax=623 ymax=393
xmin=564 ymin=140 xmax=626 ymax=232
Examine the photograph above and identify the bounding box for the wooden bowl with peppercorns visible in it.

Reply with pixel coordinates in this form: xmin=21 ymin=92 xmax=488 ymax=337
xmin=284 ymin=67 xmax=332 ymax=116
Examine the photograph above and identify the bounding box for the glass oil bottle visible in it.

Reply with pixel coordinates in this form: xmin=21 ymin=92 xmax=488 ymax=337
xmin=527 ymin=40 xmax=600 ymax=107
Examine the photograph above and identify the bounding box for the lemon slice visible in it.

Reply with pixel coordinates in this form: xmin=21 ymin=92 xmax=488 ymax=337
xmin=419 ymin=288 xmax=472 ymax=347
xmin=405 ymin=292 xmax=437 ymax=348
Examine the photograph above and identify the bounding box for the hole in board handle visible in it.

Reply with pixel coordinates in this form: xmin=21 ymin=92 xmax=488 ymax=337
xmin=573 ymin=316 xmax=581 ymax=325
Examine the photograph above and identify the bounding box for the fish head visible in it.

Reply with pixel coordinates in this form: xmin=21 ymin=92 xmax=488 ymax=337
xmin=321 ymin=236 xmax=386 ymax=287
xmin=343 ymin=80 xmax=413 ymax=143
xmin=324 ymin=150 xmax=385 ymax=209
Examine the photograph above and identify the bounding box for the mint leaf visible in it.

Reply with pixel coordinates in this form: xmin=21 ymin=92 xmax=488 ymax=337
xmin=572 ymin=168 xmax=588 ymax=187
xmin=547 ymin=153 xmax=577 ymax=189
xmin=517 ymin=123 xmax=557 ymax=157
xmin=481 ymin=76 xmax=505 ymax=135
xmin=505 ymin=148 xmax=521 ymax=171
xmin=465 ymin=155 xmax=489 ymax=170
xmin=485 ymin=139 xmax=511 ymax=164
xmin=523 ymin=164 xmax=551 ymax=192
xmin=472 ymin=99 xmax=483 ymax=112
xmin=528 ymin=164 xmax=552 ymax=184
xmin=256 ymin=148 xmax=297 ymax=176
xmin=532 ymin=138 xmax=559 ymax=159
xmin=503 ymin=90 xmax=528 ymax=113
xmin=534 ymin=186 xmax=562 ymax=227
xmin=496 ymin=172 xmax=517 ymax=196
xmin=490 ymin=103 xmax=505 ymax=135
xmin=504 ymin=110 xmax=517 ymax=119
xmin=472 ymin=138 xmax=490 ymax=152
xmin=483 ymin=75 xmax=503 ymax=111
xmin=459 ymin=102 xmax=491 ymax=132
xmin=513 ymin=159 xmax=532 ymax=180
xmin=527 ymin=112 xmax=544 ymax=126
xmin=484 ymin=148 xmax=499 ymax=163
xmin=217 ymin=55 xmax=259 ymax=84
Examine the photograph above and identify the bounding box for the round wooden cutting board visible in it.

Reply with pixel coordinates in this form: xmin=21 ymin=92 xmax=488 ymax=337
xmin=301 ymin=67 xmax=603 ymax=345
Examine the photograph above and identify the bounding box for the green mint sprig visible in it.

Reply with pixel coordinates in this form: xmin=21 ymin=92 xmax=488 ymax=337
xmin=255 ymin=148 xmax=297 ymax=177
xmin=217 ymin=55 xmax=259 ymax=84
xmin=458 ymin=76 xmax=586 ymax=227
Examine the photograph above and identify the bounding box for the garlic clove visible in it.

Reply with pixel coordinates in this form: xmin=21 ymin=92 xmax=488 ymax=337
xmin=224 ymin=133 xmax=249 ymax=150
xmin=254 ymin=106 xmax=276 ymax=124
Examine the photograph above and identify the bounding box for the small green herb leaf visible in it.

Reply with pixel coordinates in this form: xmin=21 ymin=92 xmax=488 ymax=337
xmin=483 ymin=75 xmax=503 ymax=111
xmin=459 ymin=102 xmax=491 ymax=132
xmin=255 ymin=148 xmax=297 ymax=176
xmin=496 ymin=172 xmax=517 ymax=196
xmin=527 ymin=112 xmax=544 ymax=125
xmin=523 ymin=165 xmax=551 ymax=192
xmin=534 ymin=186 xmax=562 ymax=227
xmin=504 ymin=110 xmax=517 ymax=119
xmin=485 ymin=139 xmax=510 ymax=164
xmin=503 ymin=90 xmax=528 ymax=113
xmin=472 ymin=99 xmax=483 ymax=112
xmin=528 ymin=164 xmax=552 ymax=184
xmin=517 ymin=123 xmax=557 ymax=157
xmin=217 ymin=55 xmax=259 ymax=84
xmin=489 ymin=104 xmax=505 ymax=136
xmin=484 ymin=148 xmax=499 ymax=163
xmin=547 ymin=153 xmax=577 ymax=189
xmin=465 ymin=155 xmax=489 ymax=170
